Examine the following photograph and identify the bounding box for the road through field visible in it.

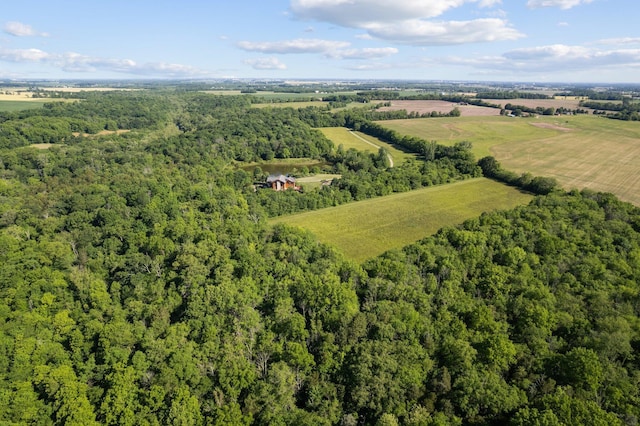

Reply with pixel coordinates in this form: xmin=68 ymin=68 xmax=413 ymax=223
xmin=349 ymin=131 xmax=394 ymax=167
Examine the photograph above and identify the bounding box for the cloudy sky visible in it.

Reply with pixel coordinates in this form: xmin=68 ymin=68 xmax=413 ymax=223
xmin=1 ymin=0 xmax=638 ymax=82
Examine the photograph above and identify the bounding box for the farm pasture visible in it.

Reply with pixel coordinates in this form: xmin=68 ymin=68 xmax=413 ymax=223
xmin=0 ymin=100 xmax=48 ymax=111
xmin=251 ymin=101 xmax=328 ymax=109
xmin=270 ymin=178 xmax=533 ymax=263
xmin=320 ymin=127 xmax=417 ymax=164
xmin=380 ymin=115 xmax=640 ymax=206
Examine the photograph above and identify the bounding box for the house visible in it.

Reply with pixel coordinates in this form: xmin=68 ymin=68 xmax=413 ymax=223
xmin=266 ymin=174 xmax=298 ymax=191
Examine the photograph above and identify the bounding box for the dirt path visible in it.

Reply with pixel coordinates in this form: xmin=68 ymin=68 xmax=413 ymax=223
xmin=349 ymin=131 xmax=394 ymax=167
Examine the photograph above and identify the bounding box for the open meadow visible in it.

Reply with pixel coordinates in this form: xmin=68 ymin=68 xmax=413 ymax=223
xmin=320 ymin=127 xmax=417 ymax=164
xmin=0 ymin=91 xmax=50 ymax=111
xmin=270 ymin=178 xmax=533 ymax=262
xmin=0 ymin=100 xmax=48 ymax=111
xmin=251 ymin=100 xmax=328 ymax=109
xmin=380 ymin=115 xmax=640 ymax=206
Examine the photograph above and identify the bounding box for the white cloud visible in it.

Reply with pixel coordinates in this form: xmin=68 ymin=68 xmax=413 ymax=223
xmin=0 ymin=47 xmax=206 ymax=77
xmin=237 ymin=38 xmax=350 ymax=54
xmin=244 ymin=57 xmax=287 ymax=70
xmin=290 ymin=0 xmax=521 ymax=45
xmin=366 ymin=18 xmax=522 ymax=45
xmin=290 ymin=0 xmax=499 ymax=27
xmin=526 ymin=0 xmax=593 ymax=9
xmin=595 ymin=37 xmax=640 ymax=46
xmin=326 ymin=47 xmax=398 ymax=59
xmin=440 ymin=44 xmax=640 ymax=74
xmin=0 ymin=48 xmax=51 ymax=62
xmin=3 ymin=21 xmax=48 ymax=37
xmin=344 ymin=62 xmax=395 ymax=71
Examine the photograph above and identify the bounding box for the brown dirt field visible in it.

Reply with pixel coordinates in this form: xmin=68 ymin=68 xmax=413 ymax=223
xmin=378 ymin=100 xmax=501 ymax=117
xmin=485 ymin=98 xmax=583 ymax=110
xmin=29 ymin=144 xmax=58 ymax=149
xmin=0 ymin=92 xmax=39 ymax=101
xmin=39 ymin=87 xmax=139 ymax=92
xmin=72 ymin=130 xmax=130 ymax=137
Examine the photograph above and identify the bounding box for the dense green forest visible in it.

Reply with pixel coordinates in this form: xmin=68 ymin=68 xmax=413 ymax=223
xmin=1 ymin=90 xmax=639 ymax=425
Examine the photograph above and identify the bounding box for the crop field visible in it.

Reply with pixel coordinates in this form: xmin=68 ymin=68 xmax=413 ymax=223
xmin=494 ymin=98 xmax=583 ymax=110
xmin=251 ymin=101 xmax=329 ymax=109
xmin=270 ymin=178 xmax=533 ymax=262
xmin=380 ymin=115 xmax=640 ymax=206
xmin=378 ymin=100 xmax=501 ymax=117
xmin=320 ymin=127 xmax=417 ymax=165
xmin=0 ymin=100 xmax=48 ymax=111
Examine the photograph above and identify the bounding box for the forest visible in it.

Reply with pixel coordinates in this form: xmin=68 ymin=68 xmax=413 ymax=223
xmin=1 ymin=89 xmax=639 ymax=425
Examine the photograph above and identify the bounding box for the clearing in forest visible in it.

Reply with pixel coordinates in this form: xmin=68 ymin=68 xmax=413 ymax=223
xmin=0 ymin=100 xmax=48 ymax=111
xmin=379 ymin=115 xmax=640 ymax=206
xmin=270 ymin=178 xmax=533 ymax=263
xmin=320 ymin=127 xmax=416 ymax=164
xmin=251 ymin=101 xmax=329 ymax=109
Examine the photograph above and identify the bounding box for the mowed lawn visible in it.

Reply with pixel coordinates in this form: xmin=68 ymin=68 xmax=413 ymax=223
xmin=270 ymin=178 xmax=532 ymax=263
xmin=320 ymin=127 xmax=417 ymax=164
xmin=380 ymin=115 xmax=640 ymax=206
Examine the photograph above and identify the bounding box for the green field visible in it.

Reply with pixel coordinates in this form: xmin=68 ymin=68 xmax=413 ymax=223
xmin=0 ymin=100 xmax=48 ymax=111
xmin=251 ymin=101 xmax=329 ymax=109
xmin=320 ymin=127 xmax=417 ymax=165
xmin=296 ymin=174 xmax=342 ymax=189
xmin=270 ymin=178 xmax=533 ymax=263
xmin=378 ymin=115 xmax=562 ymax=158
xmin=380 ymin=115 xmax=640 ymax=206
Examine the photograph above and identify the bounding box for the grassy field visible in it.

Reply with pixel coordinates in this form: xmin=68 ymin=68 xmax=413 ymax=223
xmin=320 ymin=127 xmax=417 ymax=165
xmin=251 ymin=101 xmax=329 ymax=109
xmin=296 ymin=174 xmax=342 ymax=189
xmin=378 ymin=116 xmax=562 ymax=158
xmin=270 ymin=178 xmax=533 ymax=263
xmin=379 ymin=115 xmax=640 ymax=206
xmin=0 ymin=100 xmax=48 ymax=111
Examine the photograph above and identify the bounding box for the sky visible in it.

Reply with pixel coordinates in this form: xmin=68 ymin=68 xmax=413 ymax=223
xmin=1 ymin=0 xmax=639 ymax=83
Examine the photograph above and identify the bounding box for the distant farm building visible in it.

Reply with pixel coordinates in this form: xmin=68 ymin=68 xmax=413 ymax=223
xmin=267 ymin=174 xmax=298 ymax=191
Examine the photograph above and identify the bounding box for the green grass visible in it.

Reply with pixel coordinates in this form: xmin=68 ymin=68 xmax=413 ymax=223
xmin=251 ymin=101 xmax=329 ymax=109
xmin=296 ymin=174 xmax=342 ymax=189
xmin=379 ymin=115 xmax=640 ymax=206
xmin=0 ymin=100 xmax=48 ymax=111
xmin=378 ymin=116 xmax=561 ymax=159
xmin=270 ymin=178 xmax=533 ymax=263
xmin=320 ymin=127 xmax=417 ymax=165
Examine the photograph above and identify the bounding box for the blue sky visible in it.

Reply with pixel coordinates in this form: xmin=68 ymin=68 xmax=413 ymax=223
xmin=1 ymin=0 xmax=638 ymax=83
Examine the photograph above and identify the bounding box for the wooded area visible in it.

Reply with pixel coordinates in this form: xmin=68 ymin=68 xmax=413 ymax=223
xmin=1 ymin=89 xmax=639 ymax=425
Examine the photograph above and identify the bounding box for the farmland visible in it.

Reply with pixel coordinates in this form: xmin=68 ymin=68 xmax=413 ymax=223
xmin=0 ymin=100 xmax=48 ymax=111
xmin=270 ymin=178 xmax=533 ymax=262
xmin=379 ymin=114 xmax=640 ymax=205
xmin=378 ymin=100 xmax=501 ymax=117
xmin=0 ymin=91 xmax=49 ymax=111
xmin=320 ymin=127 xmax=417 ymax=164
xmin=251 ymin=100 xmax=328 ymax=109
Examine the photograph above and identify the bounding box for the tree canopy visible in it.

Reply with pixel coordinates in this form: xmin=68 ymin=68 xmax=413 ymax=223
xmin=1 ymin=89 xmax=639 ymax=425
